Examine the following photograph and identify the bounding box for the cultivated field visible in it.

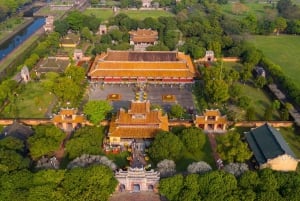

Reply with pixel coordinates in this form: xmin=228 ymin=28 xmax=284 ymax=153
xmin=249 ymin=35 xmax=300 ymax=88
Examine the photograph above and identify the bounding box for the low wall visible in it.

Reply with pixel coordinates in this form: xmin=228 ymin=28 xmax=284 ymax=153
xmin=233 ymin=121 xmax=294 ymax=128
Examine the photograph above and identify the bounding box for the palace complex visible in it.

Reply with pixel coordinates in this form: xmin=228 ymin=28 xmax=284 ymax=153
xmin=88 ymin=50 xmax=197 ymax=84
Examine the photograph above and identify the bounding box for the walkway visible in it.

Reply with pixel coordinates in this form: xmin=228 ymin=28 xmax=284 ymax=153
xmin=268 ymin=84 xmax=300 ymax=126
xmin=54 ymin=131 xmax=72 ymax=162
xmin=109 ymin=192 xmax=161 ymax=201
xmin=207 ymin=133 xmax=223 ymax=169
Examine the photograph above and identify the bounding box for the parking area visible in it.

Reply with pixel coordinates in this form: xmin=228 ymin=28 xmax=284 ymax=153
xmin=88 ymin=83 xmax=195 ymax=113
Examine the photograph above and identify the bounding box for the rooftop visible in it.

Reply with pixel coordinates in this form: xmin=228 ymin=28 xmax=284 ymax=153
xmin=245 ymin=123 xmax=296 ymax=165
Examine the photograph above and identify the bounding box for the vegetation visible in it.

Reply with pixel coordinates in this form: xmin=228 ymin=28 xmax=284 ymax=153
xmin=159 ymin=168 xmax=300 ymax=201
xmin=28 ymin=125 xmax=65 ymax=160
xmin=83 ymin=100 xmax=113 ymax=124
xmin=217 ymin=131 xmax=252 ymax=163
xmin=65 ymin=126 xmax=105 ymax=159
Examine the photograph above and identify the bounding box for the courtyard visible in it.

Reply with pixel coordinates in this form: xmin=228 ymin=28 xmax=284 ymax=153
xmin=88 ymin=83 xmax=195 ymax=113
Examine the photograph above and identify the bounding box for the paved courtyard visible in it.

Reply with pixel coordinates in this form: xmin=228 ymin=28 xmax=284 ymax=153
xmin=88 ymin=83 xmax=195 ymax=113
xmin=109 ymin=192 xmax=161 ymax=201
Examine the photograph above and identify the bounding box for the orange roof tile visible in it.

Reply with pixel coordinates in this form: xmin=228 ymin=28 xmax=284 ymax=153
xmin=129 ymin=29 xmax=158 ymax=43
xmin=109 ymin=127 xmax=160 ymax=138
xmin=88 ymin=51 xmax=197 ymax=79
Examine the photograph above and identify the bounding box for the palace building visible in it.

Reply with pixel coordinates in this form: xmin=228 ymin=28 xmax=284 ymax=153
xmin=108 ymin=100 xmax=169 ymax=146
xmin=129 ymin=29 xmax=158 ymax=51
xmin=88 ymin=50 xmax=198 ymax=84
xmin=245 ymin=123 xmax=299 ymax=171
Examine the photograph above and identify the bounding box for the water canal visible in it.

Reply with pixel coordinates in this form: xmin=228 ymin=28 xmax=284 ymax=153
xmin=0 ymin=17 xmax=45 ymax=61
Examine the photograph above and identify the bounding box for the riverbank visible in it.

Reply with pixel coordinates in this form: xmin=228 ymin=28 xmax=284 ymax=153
xmin=0 ymin=27 xmax=45 ymax=79
xmin=0 ymin=17 xmax=34 ymax=46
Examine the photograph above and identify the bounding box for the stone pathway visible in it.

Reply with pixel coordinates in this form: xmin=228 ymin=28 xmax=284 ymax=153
xmin=109 ymin=192 xmax=161 ymax=201
xmin=207 ymin=133 xmax=223 ymax=169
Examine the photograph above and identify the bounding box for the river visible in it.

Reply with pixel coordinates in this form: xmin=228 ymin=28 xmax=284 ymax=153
xmin=0 ymin=17 xmax=45 ymax=61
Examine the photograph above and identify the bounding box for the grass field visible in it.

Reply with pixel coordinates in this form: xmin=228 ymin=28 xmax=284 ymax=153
xmin=280 ymin=127 xmax=300 ymax=158
xmin=2 ymin=82 xmax=55 ymax=118
xmin=220 ymin=1 xmax=273 ymax=19
xmin=83 ymin=8 xmax=114 ymax=21
xmin=176 ymin=135 xmax=215 ymax=171
xmin=83 ymin=8 xmax=174 ymax=21
xmin=120 ymin=10 xmax=174 ymax=20
xmin=249 ymin=35 xmax=300 ymax=88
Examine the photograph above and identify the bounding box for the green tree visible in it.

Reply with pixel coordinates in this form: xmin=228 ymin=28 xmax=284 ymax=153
xmin=65 ymin=126 xmax=105 ymax=159
xmin=170 ymin=104 xmax=185 ymax=119
xmin=180 ymin=127 xmax=206 ymax=153
xmin=149 ymin=131 xmax=183 ymax=162
xmin=254 ymin=76 xmax=267 ymax=88
xmin=64 ymin=65 xmax=86 ymax=85
xmin=205 ymin=79 xmax=229 ymax=104
xmin=28 ymin=125 xmax=65 ymax=160
xmin=0 ymin=136 xmax=23 ymax=151
xmin=159 ymin=174 xmax=184 ymax=201
xmin=54 ymin=20 xmax=69 ymax=36
xmin=274 ymin=17 xmax=287 ymax=35
xmin=238 ymin=96 xmax=251 ymax=109
xmin=0 ymin=149 xmax=30 ymax=172
xmin=83 ymin=100 xmax=112 ymax=124
xmin=217 ymin=131 xmax=252 ymax=163
xmin=61 ymin=165 xmax=117 ymax=201
xmin=239 ymin=170 xmax=260 ymax=190
xmin=66 ymin=11 xmax=84 ymax=31
xmin=81 ymin=27 xmax=93 ymax=41
xmin=264 ymin=105 xmax=273 ymax=121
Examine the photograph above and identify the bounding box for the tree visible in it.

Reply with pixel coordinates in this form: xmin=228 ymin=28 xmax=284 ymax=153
xmin=163 ymin=30 xmax=179 ymax=50
xmin=238 ymin=96 xmax=251 ymax=109
xmin=187 ymin=161 xmax=212 ymax=174
xmin=159 ymin=174 xmax=184 ymax=201
xmin=274 ymin=17 xmax=287 ymax=35
xmin=0 ymin=149 xmax=30 ymax=172
xmin=264 ymin=105 xmax=273 ymax=121
xmin=52 ymin=77 xmax=82 ymax=106
xmin=254 ymin=76 xmax=267 ymax=88
xmin=65 ymin=11 xmax=84 ymax=31
xmin=61 ymin=165 xmax=117 ymax=201
xmin=180 ymin=127 xmax=206 ymax=153
xmin=205 ymin=79 xmax=229 ymax=104
xmin=54 ymin=20 xmax=69 ymax=36
xmin=217 ymin=131 xmax=252 ymax=163
xmin=149 ymin=131 xmax=183 ymax=162
xmin=81 ymin=27 xmax=93 ymax=41
xmin=156 ymin=159 xmax=176 ymax=178
xmin=64 ymin=65 xmax=86 ymax=85
xmin=238 ymin=170 xmax=260 ymax=190
xmin=28 ymin=125 xmax=65 ymax=160
xmin=65 ymin=126 xmax=105 ymax=159
xmin=170 ymin=104 xmax=185 ymax=119
xmin=0 ymin=136 xmax=23 ymax=151
xmin=83 ymin=100 xmax=112 ymax=124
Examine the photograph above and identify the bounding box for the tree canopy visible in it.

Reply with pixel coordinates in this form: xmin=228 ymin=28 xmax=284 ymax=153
xmin=83 ymin=100 xmax=113 ymax=124
xmin=149 ymin=131 xmax=183 ymax=162
xmin=65 ymin=126 xmax=105 ymax=159
xmin=28 ymin=125 xmax=65 ymax=160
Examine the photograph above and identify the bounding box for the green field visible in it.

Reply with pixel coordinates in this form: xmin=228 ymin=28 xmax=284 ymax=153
xmin=249 ymin=35 xmax=300 ymax=88
xmin=2 ymin=82 xmax=55 ymax=118
xmin=83 ymin=8 xmax=114 ymax=21
xmin=120 ymin=10 xmax=174 ymax=20
xmin=280 ymin=127 xmax=300 ymax=158
xmin=83 ymin=8 xmax=174 ymax=21
xmin=220 ymin=1 xmax=273 ymax=19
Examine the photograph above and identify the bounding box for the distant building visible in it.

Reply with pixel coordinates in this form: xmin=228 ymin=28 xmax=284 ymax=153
xmin=141 ymin=0 xmax=152 ymax=7
xmin=194 ymin=109 xmax=227 ymax=133
xmin=88 ymin=50 xmax=197 ymax=84
xmin=129 ymin=28 xmax=158 ymax=51
xmin=60 ymin=33 xmax=80 ymax=48
xmin=35 ymin=56 xmax=70 ymax=76
xmin=97 ymin=24 xmax=107 ymax=35
xmin=108 ymin=100 xmax=168 ymax=146
xmin=44 ymin=16 xmax=54 ymax=32
xmin=20 ymin=66 xmax=30 ymax=83
xmin=245 ymin=123 xmax=299 ymax=171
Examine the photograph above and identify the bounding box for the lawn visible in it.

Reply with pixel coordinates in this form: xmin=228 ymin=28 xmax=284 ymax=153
xmin=249 ymin=35 xmax=300 ymax=88
xmin=238 ymin=83 xmax=280 ymax=120
xmin=2 ymin=82 xmax=55 ymax=118
xmin=83 ymin=8 xmax=114 ymax=21
xmin=280 ymin=127 xmax=300 ymax=158
xmin=220 ymin=1 xmax=273 ymax=19
xmin=120 ymin=10 xmax=174 ymax=20
xmin=176 ymin=135 xmax=215 ymax=171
